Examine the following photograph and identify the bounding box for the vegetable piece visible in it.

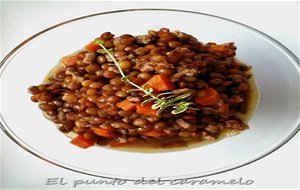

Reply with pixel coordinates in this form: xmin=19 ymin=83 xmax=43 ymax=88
xmin=70 ymin=134 xmax=96 ymax=148
xmin=207 ymin=44 xmax=229 ymax=55
xmin=145 ymin=75 xmax=175 ymax=92
xmin=136 ymin=102 xmax=157 ymax=116
xmin=195 ymin=88 xmax=220 ymax=106
xmin=116 ymin=100 xmax=136 ymax=111
xmin=91 ymin=127 xmax=116 ymax=138
xmin=85 ymin=42 xmax=101 ymax=52
xmin=142 ymin=130 xmax=166 ymax=137
xmin=93 ymin=39 xmax=196 ymax=115
xmin=62 ymin=55 xmax=79 ymax=66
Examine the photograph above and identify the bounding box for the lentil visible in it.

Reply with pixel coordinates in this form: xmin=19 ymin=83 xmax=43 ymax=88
xmin=28 ymin=28 xmax=254 ymax=149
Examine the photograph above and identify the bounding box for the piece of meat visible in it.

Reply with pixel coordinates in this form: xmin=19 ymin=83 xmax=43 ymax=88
xmin=176 ymin=119 xmax=191 ymax=129
xmin=135 ymin=35 xmax=155 ymax=44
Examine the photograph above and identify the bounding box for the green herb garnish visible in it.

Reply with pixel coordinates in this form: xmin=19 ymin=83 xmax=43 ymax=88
xmin=94 ymin=39 xmax=198 ymax=116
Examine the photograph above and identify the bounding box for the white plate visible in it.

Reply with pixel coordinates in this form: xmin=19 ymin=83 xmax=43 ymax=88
xmin=1 ymin=9 xmax=300 ymax=180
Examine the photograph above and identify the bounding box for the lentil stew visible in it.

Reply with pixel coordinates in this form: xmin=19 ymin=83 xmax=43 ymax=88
xmin=28 ymin=28 xmax=256 ymax=150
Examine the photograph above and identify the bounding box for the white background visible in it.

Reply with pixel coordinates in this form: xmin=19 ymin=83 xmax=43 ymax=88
xmin=1 ymin=1 xmax=299 ymax=189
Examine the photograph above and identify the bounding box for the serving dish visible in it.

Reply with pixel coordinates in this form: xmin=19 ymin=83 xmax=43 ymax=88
xmin=1 ymin=9 xmax=299 ymax=180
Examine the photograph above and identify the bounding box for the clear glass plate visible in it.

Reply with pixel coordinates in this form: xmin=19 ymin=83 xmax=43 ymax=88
xmin=1 ymin=9 xmax=299 ymax=180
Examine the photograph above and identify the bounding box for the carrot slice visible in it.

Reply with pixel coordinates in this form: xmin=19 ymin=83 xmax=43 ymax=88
xmin=116 ymin=100 xmax=136 ymax=111
xmin=85 ymin=42 xmax=101 ymax=52
xmin=91 ymin=127 xmax=115 ymax=138
xmin=146 ymin=75 xmax=175 ymax=92
xmin=70 ymin=134 xmax=96 ymax=149
xmin=62 ymin=55 xmax=79 ymax=66
xmin=195 ymin=88 xmax=220 ymax=106
xmin=136 ymin=102 xmax=157 ymax=116
xmin=142 ymin=130 xmax=166 ymax=137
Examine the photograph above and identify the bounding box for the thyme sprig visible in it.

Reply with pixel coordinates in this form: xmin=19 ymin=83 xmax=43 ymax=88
xmin=94 ymin=39 xmax=198 ymax=115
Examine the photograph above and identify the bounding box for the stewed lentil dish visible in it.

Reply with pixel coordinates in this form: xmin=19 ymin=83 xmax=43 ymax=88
xmin=28 ymin=28 xmax=256 ymax=150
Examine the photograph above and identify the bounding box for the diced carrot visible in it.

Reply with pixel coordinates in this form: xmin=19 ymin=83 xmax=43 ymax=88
xmin=142 ymin=130 xmax=166 ymax=137
xmin=136 ymin=102 xmax=157 ymax=116
xmin=91 ymin=127 xmax=115 ymax=138
xmin=195 ymin=88 xmax=220 ymax=106
xmin=116 ymin=100 xmax=136 ymax=111
xmin=146 ymin=75 xmax=175 ymax=92
xmin=62 ymin=55 xmax=80 ymax=66
xmin=70 ymin=134 xmax=96 ymax=149
xmin=85 ymin=41 xmax=101 ymax=52
xmin=207 ymin=44 xmax=229 ymax=55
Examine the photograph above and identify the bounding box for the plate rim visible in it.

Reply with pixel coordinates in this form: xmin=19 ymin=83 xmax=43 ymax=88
xmin=1 ymin=8 xmax=300 ymax=181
